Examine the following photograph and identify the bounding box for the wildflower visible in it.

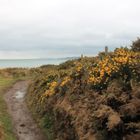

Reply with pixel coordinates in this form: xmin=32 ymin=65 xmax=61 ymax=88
xmin=60 ymin=76 xmax=70 ymax=87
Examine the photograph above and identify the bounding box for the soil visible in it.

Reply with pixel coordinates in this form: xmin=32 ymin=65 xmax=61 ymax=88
xmin=4 ymin=81 xmax=46 ymax=140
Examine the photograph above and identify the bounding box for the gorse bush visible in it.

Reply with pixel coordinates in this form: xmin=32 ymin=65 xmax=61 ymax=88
xmin=131 ymin=37 xmax=140 ymax=52
xmin=40 ymin=47 xmax=140 ymax=99
xmin=27 ymin=42 xmax=140 ymax=140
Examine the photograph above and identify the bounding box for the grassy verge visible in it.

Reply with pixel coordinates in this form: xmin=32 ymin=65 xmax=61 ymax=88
xmin=0 ymin=76 xmax=17 ymax=140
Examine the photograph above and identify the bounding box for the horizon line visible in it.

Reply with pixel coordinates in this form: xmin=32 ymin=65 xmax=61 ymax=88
xmin=0 ymin=56 xmax=80 ymax=60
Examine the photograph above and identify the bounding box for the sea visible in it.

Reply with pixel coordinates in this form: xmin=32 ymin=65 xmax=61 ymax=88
xmin=0 ymin=58 xmax=76 ymax=68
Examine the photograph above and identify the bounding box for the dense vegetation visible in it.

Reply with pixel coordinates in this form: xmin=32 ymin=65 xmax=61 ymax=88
xmin=0 ymin=38 xmax=140 ymax=140
xmin=27 ymin=39 xmax=140 ymax=140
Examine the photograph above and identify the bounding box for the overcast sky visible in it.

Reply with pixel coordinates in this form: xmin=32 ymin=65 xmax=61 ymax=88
xmin=0 ymin=0 xmax=140 ymax=59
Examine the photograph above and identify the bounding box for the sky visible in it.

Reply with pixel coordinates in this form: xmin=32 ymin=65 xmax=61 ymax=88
xmin=0 ymin=0 xmax=140 ymax=59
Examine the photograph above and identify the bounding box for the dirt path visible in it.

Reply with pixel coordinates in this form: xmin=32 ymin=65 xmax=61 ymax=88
xmin=4 ymin=81 xmax=46 ymax=140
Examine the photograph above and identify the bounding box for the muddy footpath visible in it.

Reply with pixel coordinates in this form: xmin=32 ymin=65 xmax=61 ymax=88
xmin=4 ymin=81 xmax=46 ymax=140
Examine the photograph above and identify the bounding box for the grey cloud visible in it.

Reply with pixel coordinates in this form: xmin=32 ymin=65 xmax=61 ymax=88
xmin=0 ymin=0 xmax=140 ymax=58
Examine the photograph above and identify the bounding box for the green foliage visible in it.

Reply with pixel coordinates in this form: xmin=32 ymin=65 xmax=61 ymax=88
xmin=0 ymin=77 xmax=17 ymax=140
xmin=40 ymin=114 xmax=54 ymax=140
xmin=131 ymin=37 xmax=140 ymax=52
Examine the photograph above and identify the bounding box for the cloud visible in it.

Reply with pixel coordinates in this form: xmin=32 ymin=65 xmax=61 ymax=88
xmin=0 ymin=0 xmax=140 ymax=58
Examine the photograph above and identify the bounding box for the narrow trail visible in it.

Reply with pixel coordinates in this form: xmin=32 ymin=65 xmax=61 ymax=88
xmin=4 ymin=81 xmax=46 ymax=140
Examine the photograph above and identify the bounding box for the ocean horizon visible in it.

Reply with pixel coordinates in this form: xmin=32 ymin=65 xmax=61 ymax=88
xmin=0 ymin=57 xmax=77 ymax=68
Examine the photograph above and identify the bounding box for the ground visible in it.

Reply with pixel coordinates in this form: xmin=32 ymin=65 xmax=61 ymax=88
xmin=4 ymin=81 xmax=46 ymax=140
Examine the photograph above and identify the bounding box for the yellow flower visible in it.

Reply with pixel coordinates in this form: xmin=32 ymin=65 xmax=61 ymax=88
xmin=60 ymin=76 xmax=70 ymax=87
xmin=42 ymin=81 xmax=57 ymax=98
xmin=87 ymin=48 xmax=140 ymax=88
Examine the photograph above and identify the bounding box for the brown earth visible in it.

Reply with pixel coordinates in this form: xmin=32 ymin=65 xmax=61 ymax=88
xmin=4 ymin=81 xmax=46 ymax=140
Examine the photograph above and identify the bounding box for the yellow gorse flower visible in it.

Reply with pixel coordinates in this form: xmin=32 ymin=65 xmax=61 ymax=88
xmin=41 ymin=81 xmax=57 ymax=101
xmin=87 ymin=48 xmax=140 ymax=87
xmin=40 ymin=47 xmax=140 ymax=99
xmin=76 ymin=62 xmax=83 ymax=72
xmin=60 ymin=76 xmax=71 ymax=87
